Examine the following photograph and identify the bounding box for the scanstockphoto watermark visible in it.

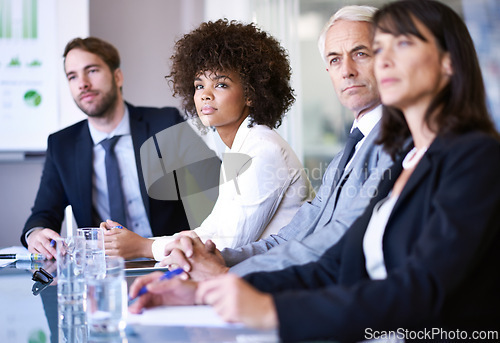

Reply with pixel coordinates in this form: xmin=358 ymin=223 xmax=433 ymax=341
xmin=365 ymin=327 xmax=499 ymax=341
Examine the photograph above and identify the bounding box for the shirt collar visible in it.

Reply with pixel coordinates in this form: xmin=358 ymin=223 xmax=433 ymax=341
xmin=351 ymin=105 xmax=382 ymax=138
xmin=88 ymin=104 xmax=131 ymax=145
xmin=228 ymin=116 xmax=253 ymax=152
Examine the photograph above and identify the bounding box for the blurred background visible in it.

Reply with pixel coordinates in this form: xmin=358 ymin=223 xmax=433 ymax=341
xmin=1 ymin=0 xmax=499 ymax=245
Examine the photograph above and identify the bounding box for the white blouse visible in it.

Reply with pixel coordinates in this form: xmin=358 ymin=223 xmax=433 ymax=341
xmin=151 ymin=118 xmax=314 ymax=261
xmin=363 ymin=194 xmax=399 ymax=280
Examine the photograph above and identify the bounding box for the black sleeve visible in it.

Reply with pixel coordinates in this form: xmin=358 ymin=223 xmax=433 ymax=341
xmin=21 ymin=135 xmax=68 ymax=246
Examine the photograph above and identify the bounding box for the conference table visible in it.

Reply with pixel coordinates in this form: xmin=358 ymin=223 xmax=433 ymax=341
xmin=0 ymin=249 xmax=279 ymax=343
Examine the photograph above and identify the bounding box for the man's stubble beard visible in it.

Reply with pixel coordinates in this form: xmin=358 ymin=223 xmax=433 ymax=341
xmin=77 ymin=80 xmax=119 ymax=119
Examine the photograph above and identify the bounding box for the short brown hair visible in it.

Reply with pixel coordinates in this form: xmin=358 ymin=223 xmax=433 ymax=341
xmin=63 ymin=37 xmax=120 ymax=72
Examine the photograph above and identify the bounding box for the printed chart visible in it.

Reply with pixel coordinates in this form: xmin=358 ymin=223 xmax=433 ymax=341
xmin=0 ymin=0 xmax=58 ymax=151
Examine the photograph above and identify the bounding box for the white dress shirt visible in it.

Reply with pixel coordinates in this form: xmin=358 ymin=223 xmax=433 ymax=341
xmin=151 ymin=118 xmax=315 ymax=261
xmin=89 ymin=106 xmax=153 ymax=238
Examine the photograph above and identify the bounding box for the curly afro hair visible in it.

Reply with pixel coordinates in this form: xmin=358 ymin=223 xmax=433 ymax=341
xmin=167 ymin=19 xmax=295 ymax=129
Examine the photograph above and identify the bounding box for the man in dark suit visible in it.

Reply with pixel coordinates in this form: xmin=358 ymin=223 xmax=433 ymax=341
xmin=21 ymin=37 xmax=190 ymax=259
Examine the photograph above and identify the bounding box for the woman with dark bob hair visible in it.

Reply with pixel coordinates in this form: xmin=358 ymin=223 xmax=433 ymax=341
xmin=145 ymin=19 xmax=314 ymax=260
xmin=129 ymin=2 xmax=500 ymax=341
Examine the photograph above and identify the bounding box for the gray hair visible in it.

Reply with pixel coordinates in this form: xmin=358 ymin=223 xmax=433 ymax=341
xmin=317 ymin=5 xmax=378 ymax=63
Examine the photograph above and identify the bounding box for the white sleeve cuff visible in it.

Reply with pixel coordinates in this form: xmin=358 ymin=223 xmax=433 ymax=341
xmin=25 ymin=227 xmax=44 ymax=244
xmin=151 ymin=235 xmax=176 ymax=261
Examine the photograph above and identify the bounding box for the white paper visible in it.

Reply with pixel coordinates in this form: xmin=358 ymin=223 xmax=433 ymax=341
xmin=127 ymin=305 xmax=243 ymax=328
xmin=0 ymin=246 xmax=30 ymax=254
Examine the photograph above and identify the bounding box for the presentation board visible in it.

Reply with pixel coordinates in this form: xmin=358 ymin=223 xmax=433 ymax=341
xmin=0 ymin=0 xmax=59 ymax=152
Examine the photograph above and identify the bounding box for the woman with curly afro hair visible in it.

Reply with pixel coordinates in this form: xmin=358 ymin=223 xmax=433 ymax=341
xmin=148 ymin=19 xmax=315 ymax=261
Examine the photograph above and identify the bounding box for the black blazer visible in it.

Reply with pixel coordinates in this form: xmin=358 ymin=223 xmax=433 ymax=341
xmin=21 ymin=103 xmax=190 ymax=247
xmin=246 ymin=131 xmax=500 ymax=342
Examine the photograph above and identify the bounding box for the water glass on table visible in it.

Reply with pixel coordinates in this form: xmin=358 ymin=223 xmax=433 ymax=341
xmin=86 ymin=255 xmax=127 ymax=337
xmin=77 ymin=227 xmax=106 ymax=279
xmin=56 ymin=235 xmax=88 ymax=342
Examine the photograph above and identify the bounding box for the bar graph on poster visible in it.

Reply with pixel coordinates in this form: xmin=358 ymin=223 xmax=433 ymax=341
xmin=0 ymin=0 xmax=58 ymax=151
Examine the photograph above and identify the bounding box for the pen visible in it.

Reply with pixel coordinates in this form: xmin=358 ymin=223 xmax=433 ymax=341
xmin=0 ymin=253 xmax=47 ymax=261
xmin=129 ymin=268 xmax=184 ymax=303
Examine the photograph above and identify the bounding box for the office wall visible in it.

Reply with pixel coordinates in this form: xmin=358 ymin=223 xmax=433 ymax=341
xmin=0 ymin=0 xmax=204 ymax=247
xmin=0 ymin=159 xmax=45 ymax=247
xmin=89 ymin=0 xmax=204 ymax=110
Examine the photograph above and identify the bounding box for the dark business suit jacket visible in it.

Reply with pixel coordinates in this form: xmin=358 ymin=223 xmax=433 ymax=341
xmin=21 ymin=102 xmax=190 ymax=247
xmin=245 ymin=131 xmax=500 ymax=342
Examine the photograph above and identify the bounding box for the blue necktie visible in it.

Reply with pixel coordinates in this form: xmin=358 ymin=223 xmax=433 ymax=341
xmin=333 ymin=128 xmax=364 ymax=186
xmin=101 ymin=136 xmax=127 ymax=226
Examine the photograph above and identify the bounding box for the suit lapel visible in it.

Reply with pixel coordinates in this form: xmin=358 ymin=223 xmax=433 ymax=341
xmin=389 ymin=136 xmax=444 ymax=220
xmin=391 ymin=155 xmax=431 ymax=216
xmin=75 ymin=123 xmax=94 ymax=224
xmin=314 ymin=152 xmax=344 ymax=229
xmin=385 ymin=137 xmax=444 ymax=234
xmin=128 ymin=104 xmax=151 ymax=216
xmin=320 ymin=122 xmax=382 ymax=226
xmin=374 ymin=161 xmax=403 ymax=206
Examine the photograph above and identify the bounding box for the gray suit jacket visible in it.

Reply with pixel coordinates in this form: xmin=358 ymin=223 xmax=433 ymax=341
xmin=223 ymin=120 xmax=393 ymax=275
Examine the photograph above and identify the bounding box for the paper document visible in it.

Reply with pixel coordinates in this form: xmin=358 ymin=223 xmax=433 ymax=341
xmin=0 ymin=246 xmax=30 ymax=254
xmin=127 ymin=305 xmax=243 ymax=328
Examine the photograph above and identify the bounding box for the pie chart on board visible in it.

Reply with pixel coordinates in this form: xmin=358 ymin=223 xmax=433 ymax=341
xmin=24 ymin=90 xmax=42 ymax=107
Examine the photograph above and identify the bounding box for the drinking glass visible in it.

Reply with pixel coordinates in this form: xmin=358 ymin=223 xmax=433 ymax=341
xmin=86 ymin=256 xmax=127 ymax=337
xmin=56 ymin=236 xmax=87 ymax=342
xmin=77 ymin=227 xmax=106 ymax=279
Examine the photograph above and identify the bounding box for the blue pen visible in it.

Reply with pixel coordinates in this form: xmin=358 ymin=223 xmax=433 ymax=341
xmin=129 ymin=268 xmax=183 ymax=304
xmin=112 ymin=226 xmax=123 ymax=229
xmin=50 ymin=239 xmax=56 ymax=247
